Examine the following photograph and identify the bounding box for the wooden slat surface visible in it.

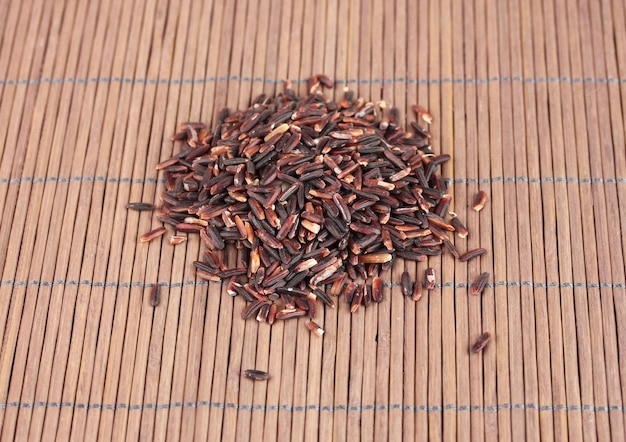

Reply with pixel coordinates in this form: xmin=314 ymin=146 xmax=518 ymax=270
xmin=1 ymin=0 xmax=626 ymax=440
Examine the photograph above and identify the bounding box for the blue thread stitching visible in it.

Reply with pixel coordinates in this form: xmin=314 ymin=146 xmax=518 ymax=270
xmin=0 ymin=401 xmax=623 ymax=412
xmin=1 ymin=176 xmax=624 ymax=185
xmin=2 ymin=75 xmax=626 ymax=87
xmin=1 ymin=279 xmax=624 ymax=290
xmin=0 ymin=176 xmax=162 ymax=184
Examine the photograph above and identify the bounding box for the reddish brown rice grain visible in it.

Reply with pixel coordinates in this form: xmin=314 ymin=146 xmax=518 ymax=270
xmin=307 ymin=320 xmax=325 ymax=337
xmin=140 ymin=227 xmax=167 ymax=243
xmin=472 ymin=191 xmax=488 ymax=212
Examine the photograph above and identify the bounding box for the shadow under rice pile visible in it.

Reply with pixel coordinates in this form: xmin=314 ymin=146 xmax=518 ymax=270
xmin=140 ymin=74 xmax=486 ymax=336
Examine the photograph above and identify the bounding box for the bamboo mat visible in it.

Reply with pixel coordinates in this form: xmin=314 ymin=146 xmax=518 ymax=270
xmin=1 ymin=0 xmax=625 ymax=440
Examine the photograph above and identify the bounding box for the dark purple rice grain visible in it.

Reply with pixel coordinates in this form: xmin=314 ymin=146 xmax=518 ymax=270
xmin=471 ymin=332 xmax=491 ymax=353
xmin=244 ymin=369 xmax=270 ymax=381
xmin=471 ymin=272 xmax=490 ymax=296
xmin=401 ymin=271 xmax=413 ymax=296
xmin=459 ymin=248 xmax=487 ymax=262
xmin=127 ymin=202 xmax=157 ymax=211
xmin=150 ymin=284 xmax=160 ymax=307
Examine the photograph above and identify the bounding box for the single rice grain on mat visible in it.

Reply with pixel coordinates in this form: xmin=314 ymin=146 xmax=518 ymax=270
xmin=459 ymin=247 xmax=487 ymax=262
xmin=350 ymin=285 xmax=363 ymax=313
xmin=150 ymin=284 xmax=161 ymax=307
xmin=140 ymin=227 xmax=167 ymax=242
xmin=362 ymin=284 xmax=372 ymax=306
xmin=371 ymin=277 xmax=384 ymax=303
xmin=424 ymin=268 xmax=436 ymax=290
xmin=401 ymin=271 xmax=413 ymax=296
xmin=449 ymin=213 xmax=468 ymax=238
xmin=256 ymin=304 xmax=270 ymax=323
xmin=412 ymin=105 xmax=433 ymax=125
xmin=127 ymin=202 xmax=156 ymax=211
xmin=471 ymin=272 xmax=490 ymax=296
xmin=169 ymin=235 xmax=188 ymax=245
xmin=307 ymin=320 xmax=325 ymax=337
xmin=244 ymin=369 xmax=270 ymax=381
xmin=472 ymin=190 xmax=488 ymax=211
xmin=471 ymin=332 xmax=492 ymax=353
xmin=412 ymin=280 xmax=423 ymax=301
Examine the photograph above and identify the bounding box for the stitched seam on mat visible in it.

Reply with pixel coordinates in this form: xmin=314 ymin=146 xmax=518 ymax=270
xmin=1 ymin=279 xmax=624 ymax=290
xmin=1 ymin=176 xmax=624 ymax=185
xmin=0 ymin=401 xmax=623 ymax=412
xmin=2 ymin=75 xmax=626 ymax=86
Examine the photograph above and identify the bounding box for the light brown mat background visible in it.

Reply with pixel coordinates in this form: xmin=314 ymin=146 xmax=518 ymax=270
xmin=1 ymin=0 xmax=625 ymax=440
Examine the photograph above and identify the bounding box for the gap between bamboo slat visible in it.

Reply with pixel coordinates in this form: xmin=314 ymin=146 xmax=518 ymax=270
xmin=0 ymin=0 xmax=55 ymax=431
xmin=10 ymin=0 xmax=96 ymax=438
xmin=496 ymin=1 xmax=528 ymax=439
xmin=451 ymin=0 xmax=471 ymax=440
xmin=583 ymin=0 xmax=626 ymax=439
xmin=534 ymin=0 xmax=580 ymax=439
xmin=230 ymin=1 xmax=265 ymax=440
xmin=188 ymin=1 xmax=226 ymax=439
xmin=0 ymin=0 xmax=93 ymax=440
